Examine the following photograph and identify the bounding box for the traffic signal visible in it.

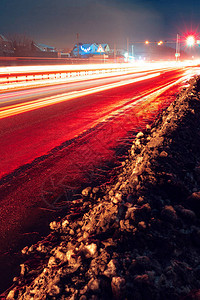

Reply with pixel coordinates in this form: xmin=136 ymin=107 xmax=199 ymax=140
xmin=186 ymin=36 xmax=195 ymax=46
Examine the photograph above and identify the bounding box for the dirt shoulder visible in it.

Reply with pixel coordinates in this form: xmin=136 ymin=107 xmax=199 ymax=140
xmin=5 ymin=76 xmax=200 ymax=300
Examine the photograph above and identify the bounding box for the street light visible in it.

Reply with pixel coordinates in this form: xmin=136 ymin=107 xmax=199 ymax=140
xmin=186 ymin=35 xmax=195 ymax=47
xmin=175 ymin=33 xmax=180 ymax=61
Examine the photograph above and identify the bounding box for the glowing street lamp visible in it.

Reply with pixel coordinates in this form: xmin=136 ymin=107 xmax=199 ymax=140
xmin=157 ymin=40 xmax=163 ymax=46
xmin=186 ymin=36 xmax=195 ymax=47
xmin=145 ymin=40 xmax=149 ymax=45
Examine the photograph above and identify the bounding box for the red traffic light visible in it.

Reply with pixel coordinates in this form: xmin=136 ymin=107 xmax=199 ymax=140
xmin=186 ymin=36 xmax=195 ymax=46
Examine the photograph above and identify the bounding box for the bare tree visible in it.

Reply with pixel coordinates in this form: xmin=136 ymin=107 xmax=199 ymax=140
xmin=8 ymin=33 xmax=35 ymax=55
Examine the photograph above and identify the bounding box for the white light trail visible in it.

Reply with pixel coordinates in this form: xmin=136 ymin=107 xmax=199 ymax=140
xmin=0 ymin=72 xmax=160 ymax=119
xmin=0 ymin=60 xmax=199 ymax=92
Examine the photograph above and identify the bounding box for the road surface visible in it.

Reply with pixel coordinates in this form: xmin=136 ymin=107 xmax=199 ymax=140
xmin=0 ymin=64 xmax=199 ymax=293
xmin=0 ymin=67 xmax=192 ymax=178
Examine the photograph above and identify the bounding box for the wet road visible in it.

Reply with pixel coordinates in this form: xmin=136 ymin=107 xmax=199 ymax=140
xmin=0 ymin=67 xmax=191 ymax=178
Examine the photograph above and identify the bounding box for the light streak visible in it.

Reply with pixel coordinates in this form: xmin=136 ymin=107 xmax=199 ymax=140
xmin=1 ymin=60 xmax=200 ymax=118
xmin=0 ymin=60 xmax=199 ymax=93
xmin=0 ymin=71 xmax=154 ymax=104
xmin=0 ymin=67 xmax=159 ymax=92
xmin=0 ymin=72 xmax=160 ymax=119
xmin=0 ymin=62 xmax=164 ymax=75
xmin=0 ymin=60 xmax=199 ymax=78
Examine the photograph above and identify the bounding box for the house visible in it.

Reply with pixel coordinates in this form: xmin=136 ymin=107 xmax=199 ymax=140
xmin=35 ymin=43 xmax=57 ymax=52
xmin=71 ymin=43 xmax=110 ymax=57
xmin=0 ymin=35 xmax=14 ymax=56
xmin=30 ymin=43 xmax=58 ymax=57
xmin=101 ymin=44 xmax=110 ymax=53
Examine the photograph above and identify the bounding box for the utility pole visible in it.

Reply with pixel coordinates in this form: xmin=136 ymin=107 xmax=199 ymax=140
xmin=114 ymin=43 xmax=116 ymax=62
xmin=77 ymin=33 xmax=79 ymax=58
xmin=175 ymin=33 xmax=180 ymax=61
xmin=132 ymin=44 xmax=134 ymax=57
xmin=127 ymin=37 xmax=129 ymax=59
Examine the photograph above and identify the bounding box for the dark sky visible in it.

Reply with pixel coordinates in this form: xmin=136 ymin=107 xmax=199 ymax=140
xmin=0 ymin=0 xmax=199 ymax=49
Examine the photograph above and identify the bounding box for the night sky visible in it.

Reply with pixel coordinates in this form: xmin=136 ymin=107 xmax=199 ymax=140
xmin=0 ymin=0 xmax=199 ymax=49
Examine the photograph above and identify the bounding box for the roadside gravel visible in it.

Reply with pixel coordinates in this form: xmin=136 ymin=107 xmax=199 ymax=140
xmin=5 ymin=76 xmax=200 ymax=300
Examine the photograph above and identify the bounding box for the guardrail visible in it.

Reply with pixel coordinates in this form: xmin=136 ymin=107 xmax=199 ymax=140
xmin=0 ymin=61 xmax=186 ymax=91
xmin=0 ymin=63 xmax=139 ymax=91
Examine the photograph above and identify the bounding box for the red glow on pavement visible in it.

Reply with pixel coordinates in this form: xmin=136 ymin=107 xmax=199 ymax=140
xmin=0 ymin=68 xmax=194 ymax=179
xmin=0 ymin=72 xmax=160 ymax=119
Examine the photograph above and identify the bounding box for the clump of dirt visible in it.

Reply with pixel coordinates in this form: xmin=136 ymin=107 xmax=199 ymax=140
xmin=4 ymin=76 xmax=200 ymax=300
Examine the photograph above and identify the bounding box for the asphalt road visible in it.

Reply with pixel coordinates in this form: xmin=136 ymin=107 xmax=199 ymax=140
xmin=0 ymin=65 xmax=198 ymax=293
xmin=0 ymin=67 xmax=188 ymax=178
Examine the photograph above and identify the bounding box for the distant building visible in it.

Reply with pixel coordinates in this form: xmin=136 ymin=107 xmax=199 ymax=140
xmin=0 ymin=35 xmax=14 ymax=56
xmin=29 ymin=42 xmax=58 ymax=57
xmin=71 ymin=43 xmax=110 ymax=57
xmin=35 ymin=43 xmax=57 ymax=53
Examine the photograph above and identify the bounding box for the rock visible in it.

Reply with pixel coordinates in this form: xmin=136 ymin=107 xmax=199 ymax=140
xmin=146 ymin=124 xmax=151 ymax=131
xmin=161 ymin=205 xmax=177 ymax=222
xmin=186 ymin=192 xmax=200 ymax=214
xmin=120 ymin=219 xmax=134 ymax=232
xmin=126 ymin=194 xmax=134 ymax=203
xmin=82 ymin=187 xmax=92 ymax=197
xmin=36 ymin=243 xmax=47 ymax=253
xmin=115 ymin=192 xmax=122 ymax=200
xmin=66 ymin=249 xmax=74 ymax=261
xmin=104 ymin=259 xmax=118 ymax=277
xmin=21 ymin=246 xmax=29 ymax=255
xmin=47 ymin=284 xmax=60 ymax=296
xmin=135 ymin=139 xmax=141 ymax=147
xmin=136 ymin=132 xmax=144 ymax=139
xmin=48 ymin=256 xmax=57 ymax=267
xmin=134 ymin=274 xmax=150 ymax=286
xmin=111 ymin=276 xmax=126 ymax=300
xmin=87 ymin=278 xmax=100 ymax=291
xmin=62 ymin=219 xmax=69 ymax=228
xmin=6 ymin=289 xmax=16 ymax=299
xmin=137 ymin=196 xmax=144 ymax=205
xmin=50 ymin=221 xmax=60 ymax=230
xmin=125 ymin=206 xmax=136 ymax=220
xmin=28 ymin=245 xmax=34 ymax=253
xmin=79 ymin=296 xmax=87 ymax=300
xmin=112 ymin=192 xmax=123 ymax=204
xmin=112 ymin=198 xmax=119 ymax=204
xmin=69 ymin=229 xmax=75 ymax=235
xmin=109 ymin=189 xmax=115 ymax=197
xmin=20 ymin=264 xmax=28 ymax=276
xmin=92 ymin=187 xmax=99 ymax=194
xmin=159 ymin=151 xmax=168 ymax=157
xmin=54 ymin=248 xmax=66 ymax=261
xmin=83 ymin=243 xmax=97 ymax=258
xmin=114 ymin=182 xmax=121 ymax=190
xmin=138 ymin=221 xmax=147 ymax=230
xmin=176 ymin=205 xmax=196 ymax=222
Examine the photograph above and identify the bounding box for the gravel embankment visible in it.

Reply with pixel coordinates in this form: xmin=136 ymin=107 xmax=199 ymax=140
xmin=5 ymin=76 xmax=200 ymax=300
